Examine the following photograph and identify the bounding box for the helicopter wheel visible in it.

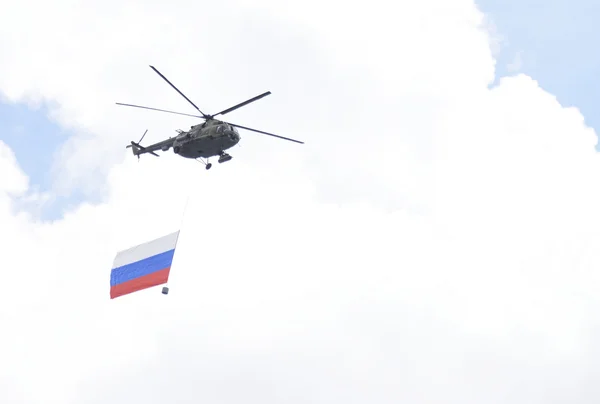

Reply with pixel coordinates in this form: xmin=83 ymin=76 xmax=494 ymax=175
xmin=206 ymin=163 xmax=212 ymax=170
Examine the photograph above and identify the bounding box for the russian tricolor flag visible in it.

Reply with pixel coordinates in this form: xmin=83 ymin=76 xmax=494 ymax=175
xmin=110 ymin=231 xmax=180 ymax=299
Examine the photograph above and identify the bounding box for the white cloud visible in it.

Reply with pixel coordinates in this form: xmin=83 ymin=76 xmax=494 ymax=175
xmin=1 ymin=0 xmax=600 ymax=403
xmin=0 ymin=141 xmax=28 ymax=195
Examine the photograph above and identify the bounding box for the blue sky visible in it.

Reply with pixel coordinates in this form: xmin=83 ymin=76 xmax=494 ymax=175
xmin=0 ymin=101 xmax=84 ymax=220
xmin=1 ymin=0 xmax=599 ymax=221
xmin=0 ymin=101 xmax=62 ymax=188
xmin=479 ymin=0 xmax=600 ymax=134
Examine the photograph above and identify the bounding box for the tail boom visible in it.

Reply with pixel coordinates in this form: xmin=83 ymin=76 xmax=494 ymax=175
xmin=126 ymin=141 xmax=159 ymax=157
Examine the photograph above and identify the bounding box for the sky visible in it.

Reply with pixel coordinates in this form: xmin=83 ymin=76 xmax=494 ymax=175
xmin=2 ymin=0 xmax=600 ymax=403
xmin=0 ymin=101 xmax=95 ymax=219
xmin=478 ymin=0 xmax=600 ymax=133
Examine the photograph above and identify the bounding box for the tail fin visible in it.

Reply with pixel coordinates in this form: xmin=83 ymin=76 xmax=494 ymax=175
xmin=126 ymin=142 xmax=142 ymax=156
xmin=126 ymin=129 xmax=148 ymax=157
xmin=124 ymin=130 xmax=158 ymax=159
xmin=125 ymin=140 xmax=159 ymax=158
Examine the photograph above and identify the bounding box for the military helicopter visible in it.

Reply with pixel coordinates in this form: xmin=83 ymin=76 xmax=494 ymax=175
xmin=116 ymin=65 xmax=304 ymax=169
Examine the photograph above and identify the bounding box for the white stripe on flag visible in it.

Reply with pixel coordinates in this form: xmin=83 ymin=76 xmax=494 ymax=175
xmin=112 ymin=231 xmax=180 ymax=269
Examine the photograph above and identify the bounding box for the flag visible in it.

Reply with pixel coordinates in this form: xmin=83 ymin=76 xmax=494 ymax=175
xmin=110 ymin=230 xmax=180 ymax=299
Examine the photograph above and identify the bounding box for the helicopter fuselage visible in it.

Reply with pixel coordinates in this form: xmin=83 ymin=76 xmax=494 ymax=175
xmin=170 ymin=120 xmax=240 ymax=159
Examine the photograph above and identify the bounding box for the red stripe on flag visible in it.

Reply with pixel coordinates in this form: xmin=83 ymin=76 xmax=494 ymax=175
xmin=110 ymin=267 xmax=171 ymax=299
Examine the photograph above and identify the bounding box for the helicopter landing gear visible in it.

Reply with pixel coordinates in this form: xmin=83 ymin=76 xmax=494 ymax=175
xmin=196 ymin=157 xmax=212 ymax=170
xmin=218 ymin=152 xmax=232 ymax=164
xmin=196 ymin=153 xmax=231 ymax=169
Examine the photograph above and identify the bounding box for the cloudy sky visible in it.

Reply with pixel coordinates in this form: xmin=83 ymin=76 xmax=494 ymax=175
xmin=2 ymin=0 xmax=600 ymax=402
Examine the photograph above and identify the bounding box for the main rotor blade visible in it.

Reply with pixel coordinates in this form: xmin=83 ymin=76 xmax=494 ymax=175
xmin=227 ymin=122 xmax=304 ymax=144
xmin=116 ymin=102 xmax=204 ymax=118
xmin=212 ymin=91 xmax=272 ymax=117
xmin=149 ymin=65 xmax=207 ymax=117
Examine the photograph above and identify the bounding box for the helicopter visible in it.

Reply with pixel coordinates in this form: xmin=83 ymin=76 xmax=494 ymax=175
xmin=116 ymin=65 xmax=304 ymax=169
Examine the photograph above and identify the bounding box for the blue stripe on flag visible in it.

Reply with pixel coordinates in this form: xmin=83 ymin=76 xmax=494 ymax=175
xmin=110 ymin=249 xmax=175 ymax=287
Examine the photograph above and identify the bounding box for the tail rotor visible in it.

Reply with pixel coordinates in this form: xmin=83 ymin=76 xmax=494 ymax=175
xmin=126 ymin=129 xmax=159 ymax=160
